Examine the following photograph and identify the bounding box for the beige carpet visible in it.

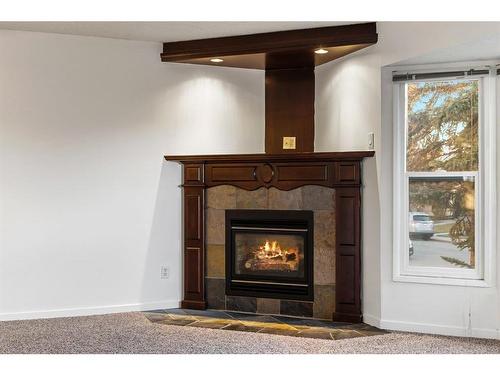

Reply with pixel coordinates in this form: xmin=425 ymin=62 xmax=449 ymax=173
xmin=0 ymin=312 xmax=498 ymax=354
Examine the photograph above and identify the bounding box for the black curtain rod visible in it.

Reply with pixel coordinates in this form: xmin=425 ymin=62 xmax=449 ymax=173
xmin=393 ymin=69 xmax=490 ymax=82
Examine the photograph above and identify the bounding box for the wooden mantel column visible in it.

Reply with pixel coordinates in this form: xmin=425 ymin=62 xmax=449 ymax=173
xmin=181 ymin=163 xmax=206 ymax=309
xmin=166 ymin=151 xmax=374 ymax=323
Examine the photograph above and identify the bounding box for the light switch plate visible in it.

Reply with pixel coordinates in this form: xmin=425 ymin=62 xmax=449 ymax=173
xmin=282 ymin=136 xmax=296 ymax=150
xmin=368 ymin=132 xmax=375 ymax=150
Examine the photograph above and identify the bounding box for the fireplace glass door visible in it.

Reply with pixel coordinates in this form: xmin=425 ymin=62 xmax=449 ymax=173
xmin=233 ymin=230 xmax=305 ymax=279
xmin=226 ymin=209 xmax=314 ymax=300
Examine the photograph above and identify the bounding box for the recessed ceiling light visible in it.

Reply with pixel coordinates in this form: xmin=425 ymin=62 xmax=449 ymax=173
xmin=210 ymin=58 xmax=224 ymax=63
xmin=314 ymin=48 xmax=329 ymax=55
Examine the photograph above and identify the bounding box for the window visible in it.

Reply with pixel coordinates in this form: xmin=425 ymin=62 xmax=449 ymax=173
xmin=393 ymin=67 xmax=496 ymax=285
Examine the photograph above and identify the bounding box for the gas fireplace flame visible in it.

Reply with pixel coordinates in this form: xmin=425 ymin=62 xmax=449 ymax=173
xmin=256 ymin=240 xmax=296 ymax=260
xmin=260 ymin=240 xmax=281 ymax=256
xmin=243 ymin=238 xmax=300 ymax=271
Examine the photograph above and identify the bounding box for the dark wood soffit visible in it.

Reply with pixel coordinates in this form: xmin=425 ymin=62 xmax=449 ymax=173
xmin=164 ymin=151 xmax=375 ymax=164
xmin=265 ymin=68 xmax=314 ymax=154
xmin=160 ymin=23 xmax=377 ymax=69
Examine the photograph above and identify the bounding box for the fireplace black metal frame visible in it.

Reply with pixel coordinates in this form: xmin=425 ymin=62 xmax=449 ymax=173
xmin=225 ymin=209 xmax=314 ymax=301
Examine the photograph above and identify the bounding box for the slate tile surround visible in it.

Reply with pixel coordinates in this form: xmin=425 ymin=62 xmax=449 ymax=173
xmin=205 ymin=185 xmax=336 ymax=320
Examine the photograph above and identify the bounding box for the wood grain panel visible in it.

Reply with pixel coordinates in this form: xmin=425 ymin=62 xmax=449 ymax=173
xmin=271 ymin=163 xmax=335 ymax=190
xmin=337 ymin=195 xmax=356 ymax=246
xmin=166 ymin=151 xmax=374 ymax=163
xmin=185 ymin=194 xmax=201 ymax=241
xmin=182 ymin=185 xmax=206 ymax=309
xmin=184 ymin=164 xmax=203 ymax=185
xmin=334 ymin=187 xmax=361 ymax=323
xmin=276 ymin=164 xmax=329 ymax=181
xmin=209 ymin=165 xmax=257 ymax=182
xmin=205 ymin=164 xmax=262 ymax=190
xmin=336 ymin=162 xmax=359 ymax=184
xmin=185 ymin=247 xmax=202 ymax=294
xmin=336 ymin=255 xmax=355 ymax=304
xmin=265 ymin=68 xmax=315 ymax=154
xmin=205 ymin=162 xmax=340 ymax=190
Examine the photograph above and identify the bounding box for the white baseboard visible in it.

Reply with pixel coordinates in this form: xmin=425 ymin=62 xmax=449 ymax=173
xmin=0 ymin=300 xmax=180 ymax=322
xmin=364 ymin=314 xmax=499 ymax=340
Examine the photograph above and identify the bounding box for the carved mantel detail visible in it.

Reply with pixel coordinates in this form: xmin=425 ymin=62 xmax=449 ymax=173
xmin=165 ymin=151 xmax=374 ymax=323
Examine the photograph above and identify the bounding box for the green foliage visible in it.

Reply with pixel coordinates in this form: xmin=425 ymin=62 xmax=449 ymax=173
xmin=407 ymin=80 xmax=478 ymax=172
xmin=407 ymin=79 xmax=477 ymax=267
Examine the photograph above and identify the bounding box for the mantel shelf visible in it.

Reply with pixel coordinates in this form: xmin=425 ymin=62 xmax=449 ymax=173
xmin=164 ymin=151 xmax=375 ymax=164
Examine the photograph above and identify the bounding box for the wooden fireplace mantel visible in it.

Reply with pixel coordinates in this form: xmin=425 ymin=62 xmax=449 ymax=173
xmin=164 ymin=151 xmax=374 ymax=163
xmin=165 ymin=151 xmax=374 ymax=323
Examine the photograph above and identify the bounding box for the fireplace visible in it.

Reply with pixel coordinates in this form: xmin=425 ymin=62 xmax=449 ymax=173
xmin=225 ymin=210 xmax=314 ymax=301
xmin=166 ymin=152 xmax=372 ymax=322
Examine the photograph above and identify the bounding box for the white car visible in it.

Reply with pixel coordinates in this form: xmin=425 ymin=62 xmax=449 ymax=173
xmin=409 ymin=212 xmax=434 ymax=240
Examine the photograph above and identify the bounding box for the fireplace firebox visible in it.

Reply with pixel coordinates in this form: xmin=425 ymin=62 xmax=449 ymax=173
xmin=225 ymin=210 xmax=314 ymax=301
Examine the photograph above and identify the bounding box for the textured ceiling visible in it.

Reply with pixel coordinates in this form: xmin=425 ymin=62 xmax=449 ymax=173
xmin=0 ymin=21 xmax=354 ymax=42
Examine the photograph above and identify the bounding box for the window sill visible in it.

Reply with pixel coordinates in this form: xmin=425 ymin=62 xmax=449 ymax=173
xmin=393 ymin=274 xmax=492 ymax=287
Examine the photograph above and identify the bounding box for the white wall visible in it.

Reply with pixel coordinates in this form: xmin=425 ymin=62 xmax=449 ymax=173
xmin=2 ymin=23 xmax=500 ymax=339
xmin=0 ymin=30 xmax=264 ymax=319
xmin=316 ymin=22 xmax=500 ymax=339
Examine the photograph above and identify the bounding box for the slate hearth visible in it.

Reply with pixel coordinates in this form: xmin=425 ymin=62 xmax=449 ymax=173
xmin=206 ymin=185 xmax=335 ymax=319
xmin=144 ymin=309 xmax=386 ymax=340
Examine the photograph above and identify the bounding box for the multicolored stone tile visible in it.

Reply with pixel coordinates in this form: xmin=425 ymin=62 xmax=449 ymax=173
xmin=268 ymin=187 xmax=303 ymax=210
xmin=142 ymin=312 xmax=170 ymax=323
xmin=295 ymin=328 xmax=334 ymax=340
xmin=206 ymin=245 xmax=225 ymax=277
xmin=314 ymin=247 xmax=335 ymax=285
xmin=205 ymin=208 xmax=225 ymax=245
xmin=226 ymin=296 xmax=257 ymax=313
xmin=256 ymin=298 xmax=281 ymax=315
xmin=274 ymin=315 xmax=339 ymax=329
xmin=222 ymin=323 xmax=262 ymax=332
xmin=313 ymin=284 xmax=335 ymax=319
xmin=205 ymin=278 xmax=226 ymax=310
xmin=235 ymin=187 xmax=268 ymax=209
xmin=225 ymin=311 xmax=279 ymax=323
xmin=302 ymin=186 xmax=335 ymax=211
xmin=189 ymin=319 xmax=235 ymax=329
xmin=314 ymin=210 xmax=335 ymax=250
xmin=203 ymin=185 xmax=339 ymax=319
xmin=280 ymin=300 xmax=314 ymax=317
xmin=144 ymin=309 xmax=387 ymax=341
xmin=206 ymin=185 xmax=237 ymax=209
xmin=156 ymin=318 xmax=197 ymax=326
xmin=330 ymin=329 xmax=366 ymax=340
xmin=257 ymin=327 xmax=299 ymax=336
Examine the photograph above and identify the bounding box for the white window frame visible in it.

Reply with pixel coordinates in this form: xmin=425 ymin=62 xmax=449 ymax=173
xmin=393 ymin=65 xmax=497 ymax=287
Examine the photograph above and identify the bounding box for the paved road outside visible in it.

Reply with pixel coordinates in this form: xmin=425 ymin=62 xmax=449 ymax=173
xmin=409 ymin=238 xmax=471 ymax=268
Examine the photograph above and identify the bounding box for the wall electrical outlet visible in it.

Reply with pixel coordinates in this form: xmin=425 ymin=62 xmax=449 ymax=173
xmin=282 ymin=136 xmax=296 ymax=150
xmin=368 ymin=132 xmax=375 ymax=150
xmin=160 ymin=266 xmax=169 ymax=279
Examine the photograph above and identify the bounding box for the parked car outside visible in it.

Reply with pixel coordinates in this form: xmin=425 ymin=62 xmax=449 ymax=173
xmin=409 ymin=212 xmax=434 ymax=240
